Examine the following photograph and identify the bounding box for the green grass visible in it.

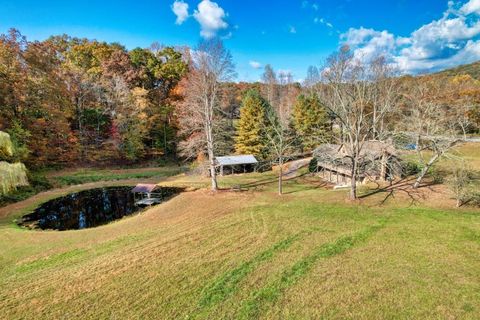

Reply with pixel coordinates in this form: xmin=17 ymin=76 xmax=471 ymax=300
xmin=238 ymin=221 xmax=386 ymax=319
xmin=0 ymin=165 xmax=480 ymax=319
xmin=51 ymin=166 xmax=185 ymax=186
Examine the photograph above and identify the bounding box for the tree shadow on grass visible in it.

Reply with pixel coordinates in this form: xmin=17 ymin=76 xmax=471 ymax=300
xmin=359 ymin=177 xmax=440 ymax=206
xmin=282 ymin=175 xmax=331 ymax=194
xmin=221 ymin=172 xmax=320 ymax=193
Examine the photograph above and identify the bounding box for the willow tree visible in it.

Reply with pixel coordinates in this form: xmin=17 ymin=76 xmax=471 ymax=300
xmin=0 ymin=131 xmax=28 ymax=195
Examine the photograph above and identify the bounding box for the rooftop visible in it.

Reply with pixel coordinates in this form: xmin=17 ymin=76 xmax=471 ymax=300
xmin=131 ymin=184 xmax=158 ymax=193
xmin=215 ymin=155 xmax=258 ymax=166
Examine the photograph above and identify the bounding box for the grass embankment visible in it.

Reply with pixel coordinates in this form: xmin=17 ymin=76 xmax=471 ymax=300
xmin=0 ymin=165 xmax=186 ymax=207
xmin=49 ymin=166 xmax=185 ymax=185
xmin=0 ymin=165 xmax=479 ymax=319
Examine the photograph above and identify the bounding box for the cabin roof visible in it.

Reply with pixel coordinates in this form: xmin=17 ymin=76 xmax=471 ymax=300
xmin=215 ymin=155 xmax=258 ymax=166
xmin=313 ymin=141 xmax=397 ymax=160
xmin=131 ymin=183 xmax=158 ymax=193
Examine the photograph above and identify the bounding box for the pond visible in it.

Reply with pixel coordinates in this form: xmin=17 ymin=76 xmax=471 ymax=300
xmin=18 ymin=186 xmax=182 ymax=231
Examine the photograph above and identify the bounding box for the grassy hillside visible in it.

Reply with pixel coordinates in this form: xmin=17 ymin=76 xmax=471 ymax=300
xmin=437 ymin=60 xmax=480 ymax=79
xmin=0 ymin=146 xmax=479 ymax=319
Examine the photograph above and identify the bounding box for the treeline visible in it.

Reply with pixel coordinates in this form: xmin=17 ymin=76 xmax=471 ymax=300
xmin=0 ymin=29 xmax=310 ymax=168
xmin=0 ymin=29 xmax=188 ymax=167
xmin=1 ymin=29 xmax=480 ymax=175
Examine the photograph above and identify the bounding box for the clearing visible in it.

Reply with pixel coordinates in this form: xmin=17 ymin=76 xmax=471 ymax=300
xmin=0 ymin=149 xmax=479 ymax=319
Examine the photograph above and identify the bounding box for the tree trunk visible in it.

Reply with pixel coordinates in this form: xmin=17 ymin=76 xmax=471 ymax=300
xmin=456 ymin=197 xmax=462 ymax=208
xmin=349 ymin=158 xmax=357 ymax=200
xmin=205 ymin=107 xmax=218 ymax=192
xmin=163 ymin=119 xmax=168 ymax=157
xmin=278 ymin=156 xmax=283 ymax=195
xmin=413 ymin=153 xmax=440 ymax=189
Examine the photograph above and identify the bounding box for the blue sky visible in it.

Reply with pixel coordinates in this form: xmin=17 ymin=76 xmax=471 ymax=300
xmin=1 ymin=0 xmax=479 ymax=81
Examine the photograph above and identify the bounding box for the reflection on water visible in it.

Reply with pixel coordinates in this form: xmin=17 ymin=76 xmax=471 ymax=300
xmin=19 ymin=186 xmax=181 ymax=231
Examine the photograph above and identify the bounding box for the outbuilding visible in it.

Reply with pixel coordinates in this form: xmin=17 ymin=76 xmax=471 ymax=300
xmin=215 ymin=155 xmax=258 ymax=176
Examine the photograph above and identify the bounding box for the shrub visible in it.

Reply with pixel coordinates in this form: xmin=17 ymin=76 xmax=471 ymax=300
xmin=446 ymin=165 xmax=474 ymax=207
xmin=468 ymin=192 xmax=480 ymax=207
xmin=308 ymin=157 xmax=318 ymax=173
xmin=402 ymin=160 xmax=421 ymax=177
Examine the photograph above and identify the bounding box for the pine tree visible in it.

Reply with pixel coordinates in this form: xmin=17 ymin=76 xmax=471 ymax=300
xmin=292 ymin=94 xmax=329 ymax=151
xmin=235 ymin=90 xmax=272 ymax=158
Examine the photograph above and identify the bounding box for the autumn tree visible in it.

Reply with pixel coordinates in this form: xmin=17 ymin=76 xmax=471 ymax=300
xmin=292 ymin=94 xmax=330 ymax=151
xmin=235 ymin=90 xmax=272 ymax=158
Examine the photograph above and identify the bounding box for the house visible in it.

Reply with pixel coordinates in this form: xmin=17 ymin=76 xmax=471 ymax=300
xmin=215 ymin=155 xmax=258 ymax=176
xmin=313 ymin=141 xmax=401 ymax=186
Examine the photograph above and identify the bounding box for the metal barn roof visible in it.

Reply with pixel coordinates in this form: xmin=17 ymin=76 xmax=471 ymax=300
xmin=131 ymin=184 xmax=158 ymax=193
xmin=215 ymin=155 xmax=258 ymax=166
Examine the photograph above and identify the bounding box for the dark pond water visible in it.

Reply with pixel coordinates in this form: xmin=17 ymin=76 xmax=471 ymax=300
xmin=19 ymin=186 xmax=181 ymax=231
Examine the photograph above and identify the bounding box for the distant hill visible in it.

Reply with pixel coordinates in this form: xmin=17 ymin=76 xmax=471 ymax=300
xmin=436 ymin=61 xmax=480 ymax=79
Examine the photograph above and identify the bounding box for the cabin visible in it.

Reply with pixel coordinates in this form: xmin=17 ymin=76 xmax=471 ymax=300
xmin=215 ymin=155 xmax=258 ymax=176
xmin=313 ymin=141 xmax=401 ymax=186
xmin=131 ymin=184 xmax=163 ymax=206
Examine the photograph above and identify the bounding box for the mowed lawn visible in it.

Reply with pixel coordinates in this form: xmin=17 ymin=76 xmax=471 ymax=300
xmin=1 ymin=158 xmax=480 ymax=318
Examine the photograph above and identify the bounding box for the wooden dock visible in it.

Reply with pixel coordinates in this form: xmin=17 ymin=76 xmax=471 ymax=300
xmin=135 ymin=198 xmax=162 ymax=207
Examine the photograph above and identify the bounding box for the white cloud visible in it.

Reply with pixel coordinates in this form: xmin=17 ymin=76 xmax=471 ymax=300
xmin=193 ymin=0 xmax=229 ymax=39
xmin=340 ymin=0 xmax=480 ymax=73
xmin=314 ymin=17 xmax=334 ymax=28
xmin=461 ymin=0 xmax=480 ymax=14
xmin=312 ymin=3 xmax=319 ymax=11
xmin=171 ymin=0 xmax=189 ymax=25
xmin=289 ymin=25 xmax=297 ymax=34
xmin=249 ymin=61 xmax=262 ymax=69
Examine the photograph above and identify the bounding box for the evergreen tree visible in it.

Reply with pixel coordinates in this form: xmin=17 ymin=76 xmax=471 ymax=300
xmin=235 ymin=90 xmax=272 ymax=158
xmin=292 ymin=94 xmax=329 ymax=151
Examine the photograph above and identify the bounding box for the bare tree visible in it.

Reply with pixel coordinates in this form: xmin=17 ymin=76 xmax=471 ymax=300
xmin=320 ymin=46 xmax=396 ymax=200
xmin=370 ymin=56 xmax=399 ymax=140
xmin=262 ymin=64 xmax=278 ymax=109
xmin=304 ymin=65 xmax=321 ymax=90
xmin=401 ymin=77 xmax=466 ymax=189
xmin=179 ymin=39 xmax=235 ymax=191
xmin=264 ymin=109 xmax=295 ymax=195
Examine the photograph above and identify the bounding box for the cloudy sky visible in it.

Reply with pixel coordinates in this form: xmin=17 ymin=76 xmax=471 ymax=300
xmin=1 ymin=0 xmax=479 ymax=81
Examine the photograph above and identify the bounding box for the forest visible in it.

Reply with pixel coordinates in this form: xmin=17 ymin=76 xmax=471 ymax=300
xmin=1 ymin=28 xmax=480 ymax=200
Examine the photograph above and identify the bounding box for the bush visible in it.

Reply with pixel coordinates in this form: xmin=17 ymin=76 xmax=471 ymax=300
xmin=468 ymin=192 xmax=480 ymax=207
xmin=430 ymin=169 xmax=445 ymax=184
xmin=402 ymin=160 xmax=421 ymax=177
xmin=308 ymin=157 xmax=318 ymax=173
